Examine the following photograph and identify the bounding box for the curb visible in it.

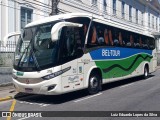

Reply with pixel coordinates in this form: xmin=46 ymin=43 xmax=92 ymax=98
xmin=0 ymin=82 xmax=13 ymax=87
xmin=0 ymin=93 xmax=32 ymax=102
xmin=0 ymin=96 xmax=13 ymax=102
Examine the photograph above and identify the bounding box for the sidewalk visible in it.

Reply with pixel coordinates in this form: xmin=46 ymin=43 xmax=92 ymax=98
xmin=0 ymin=84 xmax=30 ymax=102
xmin=0 ymin=85 xmax=16 ymax=102
xmin=157 ymin=66 xmax=160 ymax=69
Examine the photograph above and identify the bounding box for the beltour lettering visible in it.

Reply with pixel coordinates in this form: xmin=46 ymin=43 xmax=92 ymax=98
xmin=102 ymin=49 xmax=120 ymax=57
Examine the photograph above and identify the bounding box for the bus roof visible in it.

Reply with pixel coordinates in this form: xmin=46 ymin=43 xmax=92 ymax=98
xmin=25 ymin=13 xmax=92 ymax=28
xmin=25 ymin=13 xmax=154 ymax=38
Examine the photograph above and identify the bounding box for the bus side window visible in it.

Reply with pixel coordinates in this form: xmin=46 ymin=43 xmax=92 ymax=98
xmin=122 ymin=30 xmax=127 ymax=46
xmin=134 ymin=34 xmax=140 ymax=48
xmin=126 ymin=33 xmax=133 ymax=47
xmin=113 ymin=30 xmax=119 ymax=46
xmin=139 ymin=36 xmax=142 ymax=48
xmin=109 ymin=30 xmax=113 ymax=46
xmin=143 ymin=37 xmax=149 ymax=49
xmin=61 ymin=27 xmax=84 ymax=61
xmin=97 ymin=26 xmax=105 ymax=45
xmin=119 ymin=32 xmax=123 ymax=46
xmin=91 ymin=26 xmax=97 ymax=44
xmin=87 ymin=24 xmax=98 ymax=47
xmin=83 ymin=24 xmax=88 ymax=36
xmin=104 ymin=29 xmax=109 ymax=45
xmin=150 ymin=38 xmax=155 ymax=49
xmin=130 ymin=34 xmax=134 ymax=47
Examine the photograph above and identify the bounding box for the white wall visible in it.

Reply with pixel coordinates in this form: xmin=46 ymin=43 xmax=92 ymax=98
xmin=0 ymin=1 xmax=1 ymax=41
xmin=1 ymin=0 xmax=8 ymax=43
xmin=8 ymin=0 xmax=15 ymax=38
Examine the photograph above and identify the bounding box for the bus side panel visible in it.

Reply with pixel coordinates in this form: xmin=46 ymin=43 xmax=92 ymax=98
xmin=150 ymin=49 xmax=157 ymax=72
xmin=89 ymin=47 xmax=153 ymax=81
xmin=61 ymin=59 xmax=85 ymax=93
xmin=81 ymin=54 xmax=98 ymax=88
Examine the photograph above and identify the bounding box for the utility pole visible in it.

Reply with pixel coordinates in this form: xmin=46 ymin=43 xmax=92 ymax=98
xmin=50 ymin=0 xmax=58 ymax=15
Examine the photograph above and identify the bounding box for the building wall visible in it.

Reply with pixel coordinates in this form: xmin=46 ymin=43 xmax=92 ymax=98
xmin=0 ymin=0 xmax=1 ymax=43
xmin=58 ymin=0 xmax=160 ymax=50
xmin=0 ymin=0 xmax=51 ymax=44
xmin=0 ymin=0 xmax=159 ymax=45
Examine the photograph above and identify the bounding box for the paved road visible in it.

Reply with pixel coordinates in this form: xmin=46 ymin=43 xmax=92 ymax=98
xmin=1 ymin=69 xmax=160 ymax=120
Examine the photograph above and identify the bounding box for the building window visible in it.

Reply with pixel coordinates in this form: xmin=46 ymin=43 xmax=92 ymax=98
xmin=92 ymin=0 xmax=97 ymax=5
xmin=159 ymin=19 xmax=160 ymax=32
xmin=136 ymin=9 xmax=138 ymax=24
xmin=148 ymin=13 xmax=150 ymax=27
xmin=122 ymin=1 xmax=125 ymax=18
xmin=156 ymin=17 xmax=158 ymax=30
xmin=103 ymin=0 xmax=107 ymax=12
xmin=152 ymin=16 xmax=154 ymax=29
xmin=129 ymin=5 xmax=132 ymax=21
xmin=141 ymin=12 xmax=144 ymax=25
xmin=21 ymin=7 xmax=33 ymax=29
xmin=113 ymin=0 xmax=116 ymax=15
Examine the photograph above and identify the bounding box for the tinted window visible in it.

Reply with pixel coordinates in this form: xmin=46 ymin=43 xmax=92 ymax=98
xmin=60 ymin=26 xmax=84 ymax=63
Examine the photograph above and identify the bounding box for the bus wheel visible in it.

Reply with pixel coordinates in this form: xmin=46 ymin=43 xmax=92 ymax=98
xmin=143 ymin=66 xmax=149 ymax=79
xmin=88 ymin=73 xmax=102 ymax=94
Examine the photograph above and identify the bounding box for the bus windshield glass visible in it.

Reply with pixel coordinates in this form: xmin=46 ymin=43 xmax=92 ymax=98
xmin=14 ymin=22 xmax=59 ymax=71
xmin=14 ymin=17 xmax=90 ymax=72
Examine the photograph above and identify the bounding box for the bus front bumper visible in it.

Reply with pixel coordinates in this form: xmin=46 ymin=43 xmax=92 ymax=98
xmin=12 ymin=76 xmax=62 ymax=95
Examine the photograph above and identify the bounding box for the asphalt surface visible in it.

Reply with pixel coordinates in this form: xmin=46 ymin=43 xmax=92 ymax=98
xmin=1 ymin=69 xmax=160 ymax=120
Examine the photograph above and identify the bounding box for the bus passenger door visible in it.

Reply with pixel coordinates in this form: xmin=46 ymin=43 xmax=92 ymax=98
xmin=60 ymin=27 xmax=84 ymax=92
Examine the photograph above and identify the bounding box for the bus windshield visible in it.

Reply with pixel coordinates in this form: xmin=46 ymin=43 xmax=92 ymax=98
xmin=14 ymin=17 xmax=90 ymax=72
xmin=14 ymin=22 xmax=59 ymax=71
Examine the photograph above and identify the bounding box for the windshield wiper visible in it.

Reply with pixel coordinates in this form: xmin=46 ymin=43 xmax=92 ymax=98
xmin=17 ymin=40 xmax=31 ymax=67
xmin=17 ymin=37 xmax=41 ymax=71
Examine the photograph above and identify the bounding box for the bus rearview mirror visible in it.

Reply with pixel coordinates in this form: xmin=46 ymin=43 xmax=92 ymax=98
xmin=51 ymin=22 xmax=83 ymax=42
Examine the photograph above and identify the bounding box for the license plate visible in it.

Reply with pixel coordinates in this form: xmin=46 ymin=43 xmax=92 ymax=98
xmin=25 ymin=88 xmax=33 ymax=93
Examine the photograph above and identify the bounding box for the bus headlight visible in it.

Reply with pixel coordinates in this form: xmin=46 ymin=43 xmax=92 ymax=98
xmin=42 ymin=66 xmax=71 ymax=80
xmin=42 ymin=71 xmax=62 ymax=80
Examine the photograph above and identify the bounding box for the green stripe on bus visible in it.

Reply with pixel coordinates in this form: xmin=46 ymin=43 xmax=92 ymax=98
xmin=95 ymin=54 xmax=152 ymax=79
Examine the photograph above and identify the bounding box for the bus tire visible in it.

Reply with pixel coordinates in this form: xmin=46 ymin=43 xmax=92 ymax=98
xmin=88 ymin=72 xmax=102 ymax=95
xmin=143 ymin=65 xmax=149 ymax=79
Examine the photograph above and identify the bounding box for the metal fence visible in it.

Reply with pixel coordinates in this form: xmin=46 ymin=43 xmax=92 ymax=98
xmin=0 ymin=41 xmax=16 ymax=84
xmin=0 ymin=41 xmax=16 ymax=67
xmin=0 ymin=41 xmax=16 ymax=53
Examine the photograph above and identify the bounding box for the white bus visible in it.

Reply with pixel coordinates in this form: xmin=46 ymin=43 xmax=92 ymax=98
xmin=7 ymin=13 xmax=156 ymax=95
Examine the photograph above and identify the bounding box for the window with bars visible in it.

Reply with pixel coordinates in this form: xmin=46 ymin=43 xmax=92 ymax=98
xmin=103 ymin=0 xmax=107 ymax=12
xmin=141 ymin=12 xmax=144 ymax=25
xmin=156 ymin=17 xmax=158 ymax=30
xmin=113 ymin=0 xmax=116 ymax=15
xmin=148 ymin=13 xmax=150 ymax=27
xmin=129 ymin=5 xmax=132 ymax=21
xmin=21 ymin=7 xmax=33 ymax=29
xmin=121 ymin=1 xmax=125 ymax=18
xmin=152 ymin=16 xmax=154 ymax=29
xmin=92 ymin=0 xmax=97 ymax=5
xmin=136 ymin=9 xmax=138 ymax=24
xmin=159 ymin=19 xmax=160 ymax=32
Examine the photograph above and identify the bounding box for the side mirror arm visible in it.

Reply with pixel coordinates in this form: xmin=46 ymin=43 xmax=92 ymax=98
xmin=51 ymin=22 xmax=83 ymax=41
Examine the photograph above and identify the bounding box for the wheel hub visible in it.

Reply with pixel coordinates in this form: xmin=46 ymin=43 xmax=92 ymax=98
xmin=90 ymin=77 xmax=98 ymax=88
xmin=145 ymin=68 xmax=148 ymax=77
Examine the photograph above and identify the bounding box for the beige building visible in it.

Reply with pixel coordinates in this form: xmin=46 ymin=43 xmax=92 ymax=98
xmin=0 ymin=0 xmax=160 ymax=51
xmin=58 ymin=0 xmax=160 ymax=50
xmin=0 ymin=0 xmax=51 ymax=51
